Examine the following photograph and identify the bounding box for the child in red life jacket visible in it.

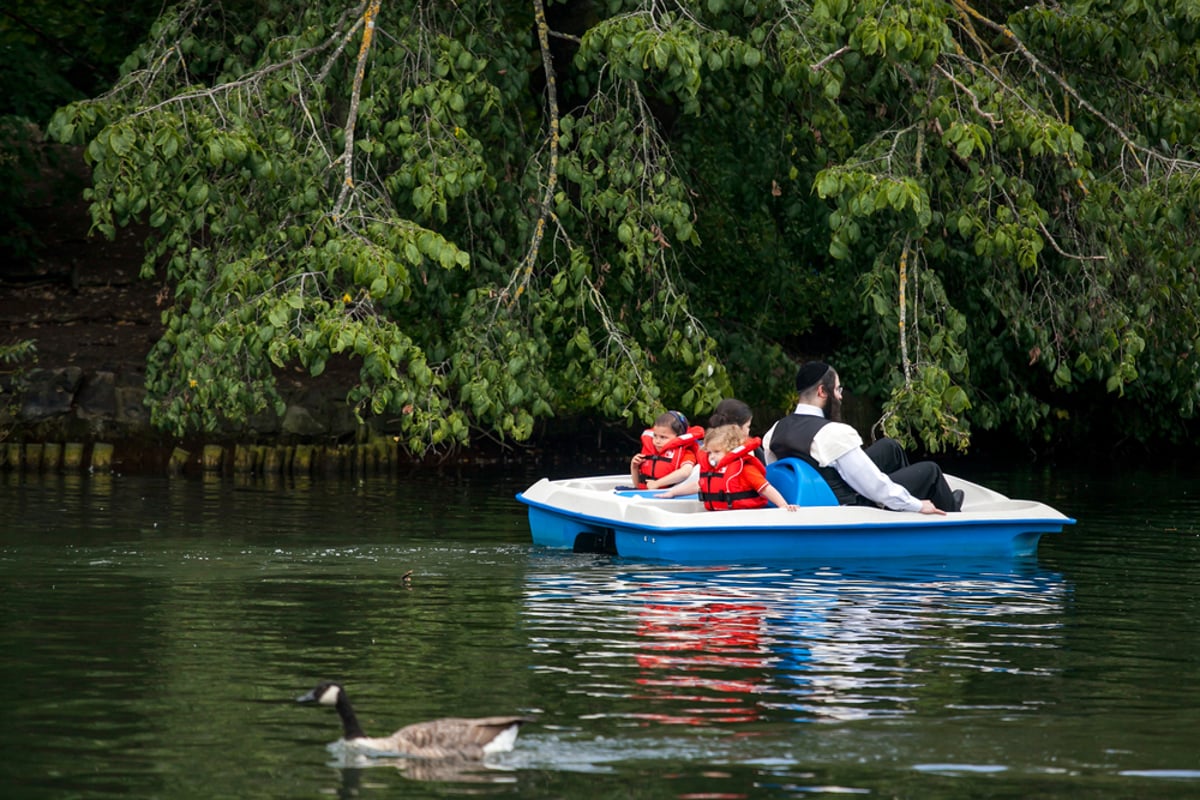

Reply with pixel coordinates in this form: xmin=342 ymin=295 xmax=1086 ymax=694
xmin=630 ymin=410 xmax=704 ymax=490
xmin=698 ymin=424 xmax=798 ymax=511
xmin=656 ymin=398 xmax=755 ymax=498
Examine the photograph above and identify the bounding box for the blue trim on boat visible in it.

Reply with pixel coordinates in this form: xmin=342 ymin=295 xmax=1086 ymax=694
xmin=516 ymin=458 xmax=1076 ymax=563
xmin=517 ymin=494 xmax=1073 ymax=561
xmin=516 ymin=490 xmax=1075 ymax=564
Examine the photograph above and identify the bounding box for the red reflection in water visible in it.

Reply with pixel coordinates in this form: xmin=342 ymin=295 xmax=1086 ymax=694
xmin=632 ymin=592 xmax=770 ymax=725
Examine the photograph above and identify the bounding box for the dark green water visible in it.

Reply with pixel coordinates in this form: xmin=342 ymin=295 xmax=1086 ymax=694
xmin=1 ymin=461 xmax=1197 ymax=799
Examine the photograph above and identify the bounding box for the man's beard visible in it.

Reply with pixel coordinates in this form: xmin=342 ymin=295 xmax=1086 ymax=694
xmin=827 ymin=395 xmax=843 ymax=422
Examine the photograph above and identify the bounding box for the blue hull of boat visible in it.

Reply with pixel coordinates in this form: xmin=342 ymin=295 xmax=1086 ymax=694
xmin=522 ymin=498 xmax=1066 ymax=561
xmin=518 ymin=460 xmax=1075 ymax=563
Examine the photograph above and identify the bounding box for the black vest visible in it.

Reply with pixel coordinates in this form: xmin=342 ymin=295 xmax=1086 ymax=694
xmin=768 ymin=415 xmax=859 ymax=505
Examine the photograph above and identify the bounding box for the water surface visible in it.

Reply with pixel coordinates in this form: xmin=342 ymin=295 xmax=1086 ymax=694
xmin=1 ymin=461 xmax=1197 ymax=798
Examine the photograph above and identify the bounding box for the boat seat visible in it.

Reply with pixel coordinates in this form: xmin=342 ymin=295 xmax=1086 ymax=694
xmin=764 ymin=458 xmax=838 ymax=507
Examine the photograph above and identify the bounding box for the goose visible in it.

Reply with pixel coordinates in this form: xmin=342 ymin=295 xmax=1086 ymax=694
xmin=297 ymin=681 xmax=531 ymax=759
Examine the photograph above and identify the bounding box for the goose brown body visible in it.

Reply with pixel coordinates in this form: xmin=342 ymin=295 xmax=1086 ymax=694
xmin=297 ymin=682 xmax=530 ymax=759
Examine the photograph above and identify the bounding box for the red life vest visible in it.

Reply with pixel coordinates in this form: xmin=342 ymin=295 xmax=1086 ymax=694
xmin=698 ymin=437 xmax=769 ymax=510
xmin=636 ymin=426 xmax=704 ymax=487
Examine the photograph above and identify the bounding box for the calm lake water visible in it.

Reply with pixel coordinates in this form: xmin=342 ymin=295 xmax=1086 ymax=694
xmin=1 ymin=458 xmax=1198 ymax=799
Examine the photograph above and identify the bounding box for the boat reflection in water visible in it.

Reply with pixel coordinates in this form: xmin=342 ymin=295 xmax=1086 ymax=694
xmin=523 ymin=556 xmax=1068 ymax=728
xmin=634 ymin=592 xmax=769 ymax=724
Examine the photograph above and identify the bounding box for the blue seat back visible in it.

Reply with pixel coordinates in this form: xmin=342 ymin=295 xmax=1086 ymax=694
xmin=764 ymin=458 xmax=839 ymax=507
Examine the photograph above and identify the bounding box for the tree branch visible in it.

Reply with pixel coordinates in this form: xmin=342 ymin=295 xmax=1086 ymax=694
xmin=898 ymin=237 xmax=912 ymax=383
xmin=503 ymin=0 xmax=561 ymax=306
xmin=949 ymin=0 xmax=1200 ymax=181
xmin=933 ymin=63 xmax=1002 ymax=126
xmin=810 ymin=45 xmax=850 ymax=72
xmin=118 ymin=8 xmax=365 ymax=121
xmin=331 ymin=0 xmax=382 ymax=221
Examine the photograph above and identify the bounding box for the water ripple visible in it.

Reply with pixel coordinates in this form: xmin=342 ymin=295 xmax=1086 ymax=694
xmin=522 ymin=561 xmax=1069 ymax=727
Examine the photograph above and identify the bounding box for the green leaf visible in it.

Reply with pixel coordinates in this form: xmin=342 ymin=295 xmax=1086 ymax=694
xmin=186 ymin=182 xmax=209 ymax=207
xmin=111 ymin=126 xmax=135 ymax=157
xmin=815 ymin=172 xmax=840 ymax=198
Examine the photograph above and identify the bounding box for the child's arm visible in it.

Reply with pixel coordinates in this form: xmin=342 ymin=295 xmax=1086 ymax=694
xmin=646 ymin=463 xmax=695 ymax=490
xmin=630 ymin=454 xmax=645 ymax=487
xmin=655 ymin=468 xmax=700 ymax=497
xmin=759 ymin=481 xmax=799 ymax=511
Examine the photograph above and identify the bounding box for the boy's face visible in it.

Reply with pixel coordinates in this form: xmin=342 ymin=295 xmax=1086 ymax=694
xmin=650 ymin=425 xmax=676 ymax=446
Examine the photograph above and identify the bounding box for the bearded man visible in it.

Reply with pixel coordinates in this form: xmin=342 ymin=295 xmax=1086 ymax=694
xmin=762 ymin=361 xmax=962 ymax=514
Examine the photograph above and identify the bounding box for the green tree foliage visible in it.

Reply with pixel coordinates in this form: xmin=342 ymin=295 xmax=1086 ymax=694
xmin=47 ymin=0 xmax=731 ymax=449
xmin=0 ymin=338 xmax=37 ymax=441
xmin=46 ymin=0 xmax=1200 ymax=453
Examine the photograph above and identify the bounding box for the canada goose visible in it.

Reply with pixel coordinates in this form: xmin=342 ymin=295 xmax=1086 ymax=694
xmin=297 ymin=681 xmax=531 ymax=759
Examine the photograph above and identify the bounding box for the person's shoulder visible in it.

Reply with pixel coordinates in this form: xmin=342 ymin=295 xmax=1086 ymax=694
xmin=813 ymin=421 xmax=862 ymax=448
xmin=772 ymin=412 xmax=807 ymax=430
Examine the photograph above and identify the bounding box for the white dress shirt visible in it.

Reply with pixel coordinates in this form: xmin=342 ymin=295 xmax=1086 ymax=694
xmin=763 ymin=403 xmax=921 ymax=512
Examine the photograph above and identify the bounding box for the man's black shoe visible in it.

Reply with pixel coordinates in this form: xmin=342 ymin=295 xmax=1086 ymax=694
xmin=951 ymin=489 xmax=965 ymax=512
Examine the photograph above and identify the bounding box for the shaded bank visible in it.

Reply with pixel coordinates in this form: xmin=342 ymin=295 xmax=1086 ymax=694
xmin=0 ymin=364 xmax=648 ymax=475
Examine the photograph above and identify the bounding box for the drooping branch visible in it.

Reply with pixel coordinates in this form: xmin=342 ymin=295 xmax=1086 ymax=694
xmin=898 ymin=237 xmax=912 ymax=383
xmin=331 ymin=0 xmax=383 ymax=221
xmin=118 ymin=5 xmax=366 ymax=120
xmin=932 ymin=63 xmax=1002 ymax=126
xmin=315 ymin=5 xmax=371 ymax=84
xmin=503 ymin=0 xmax=561 ymax=307
xmin=949 ymin=0 xmax=1200 ymax=181
xmin=929 ymin=55 xmax=1107 ymax=264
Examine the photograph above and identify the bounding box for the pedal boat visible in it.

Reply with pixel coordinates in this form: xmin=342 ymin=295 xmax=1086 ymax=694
xmin=516 ymin=458 xmax=1075 ymax=562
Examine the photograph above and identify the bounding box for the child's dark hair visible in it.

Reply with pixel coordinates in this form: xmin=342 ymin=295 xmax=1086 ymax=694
xmin=655 ymin=410 xmax=688 ymax=435
xmin=708 ymin=398 xmax=752 ymax=428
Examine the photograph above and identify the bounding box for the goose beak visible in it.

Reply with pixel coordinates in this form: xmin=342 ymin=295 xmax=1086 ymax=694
xmin=296 ymin=689 xmax=319 ymax=704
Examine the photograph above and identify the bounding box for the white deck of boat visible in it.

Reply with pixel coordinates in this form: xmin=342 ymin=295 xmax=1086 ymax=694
xmin=519 ymin=473 xmax=1072 ymax=532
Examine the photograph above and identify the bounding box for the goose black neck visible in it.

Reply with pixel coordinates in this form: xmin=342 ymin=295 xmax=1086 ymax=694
xmin=335 ymin=692 xmax=367 ymax=740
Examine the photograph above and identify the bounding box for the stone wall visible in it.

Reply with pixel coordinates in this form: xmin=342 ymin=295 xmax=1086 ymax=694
xmin=0 ymin=366 xmax=409 ymax=475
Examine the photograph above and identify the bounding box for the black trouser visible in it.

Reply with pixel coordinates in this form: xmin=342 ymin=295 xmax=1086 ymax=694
xmin=861 ymin=438 xmax=957 ymax=511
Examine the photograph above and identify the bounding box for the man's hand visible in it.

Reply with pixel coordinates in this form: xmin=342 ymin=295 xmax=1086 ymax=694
xmin=918 ymin=499 xmax=946 ymax=516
